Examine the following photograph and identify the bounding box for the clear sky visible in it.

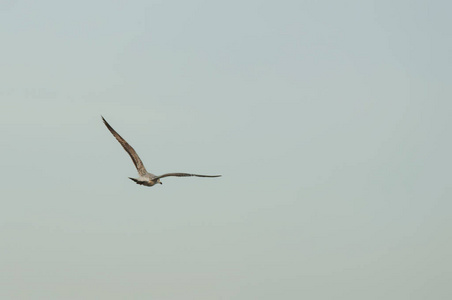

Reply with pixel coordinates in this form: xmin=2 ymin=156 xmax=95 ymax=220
xmin=1 ymin=0 xmax=451 ymax=299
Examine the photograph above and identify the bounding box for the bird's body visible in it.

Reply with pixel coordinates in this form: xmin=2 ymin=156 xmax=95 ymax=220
xmin=129 ymin=174 xmax=160 ymax=187
xmin=101 ymin=116 xmax=221 ymax=187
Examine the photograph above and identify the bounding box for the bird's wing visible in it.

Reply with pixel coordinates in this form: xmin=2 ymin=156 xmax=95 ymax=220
xmin=153 ymin=173 xmax=222 ymax=180
xmin=102 ymin=116 xmax=148 ymax=176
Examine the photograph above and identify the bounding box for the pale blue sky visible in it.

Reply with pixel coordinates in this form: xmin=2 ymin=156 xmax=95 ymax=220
xmin=1 ymin=0 xmax=451 ymax=299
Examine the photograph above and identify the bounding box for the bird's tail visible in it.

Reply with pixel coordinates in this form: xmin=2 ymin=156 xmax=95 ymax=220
xmin=128 ymin=177 xmax=139 ymax=184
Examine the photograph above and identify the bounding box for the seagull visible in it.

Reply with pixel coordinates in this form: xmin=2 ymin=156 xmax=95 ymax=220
xmin=102 ymin=116 xmax=221 ymax=187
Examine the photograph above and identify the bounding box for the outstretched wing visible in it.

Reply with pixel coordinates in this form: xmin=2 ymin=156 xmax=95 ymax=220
xmin=153 ymin=173 xmax=221 ymax=180
xmin=102 ymin=116 xmax=148 ymax=176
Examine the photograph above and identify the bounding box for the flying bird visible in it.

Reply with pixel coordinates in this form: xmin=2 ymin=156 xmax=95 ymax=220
xmin=102 ymin=116 xmax=221 ymax=187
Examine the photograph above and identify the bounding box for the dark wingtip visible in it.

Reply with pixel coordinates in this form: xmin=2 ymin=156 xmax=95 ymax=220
xmin=101 ymin=116 xmax=112 ymax=129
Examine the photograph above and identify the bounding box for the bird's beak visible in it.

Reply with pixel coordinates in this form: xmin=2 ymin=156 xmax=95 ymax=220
xmin=159 ymin=182 xmax=163 ymax=185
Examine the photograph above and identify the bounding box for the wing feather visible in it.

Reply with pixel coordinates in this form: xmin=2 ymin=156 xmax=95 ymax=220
xmin=153 ymin=173 xmax=221 ymax=180
xmin=102 ymin=116 xmax=148 ymax=176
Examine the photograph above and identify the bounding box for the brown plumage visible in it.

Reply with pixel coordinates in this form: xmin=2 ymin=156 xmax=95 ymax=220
xmin=102 ymin=116 xmax=221 ymax=187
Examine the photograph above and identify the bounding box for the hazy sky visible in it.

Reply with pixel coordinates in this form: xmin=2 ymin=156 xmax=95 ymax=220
xmin=1 ymin=0 xmax=451 ymax=299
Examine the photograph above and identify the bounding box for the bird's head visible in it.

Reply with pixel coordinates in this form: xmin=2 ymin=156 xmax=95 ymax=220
xmin=158 ymin=179 xmax=162 ymax=185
